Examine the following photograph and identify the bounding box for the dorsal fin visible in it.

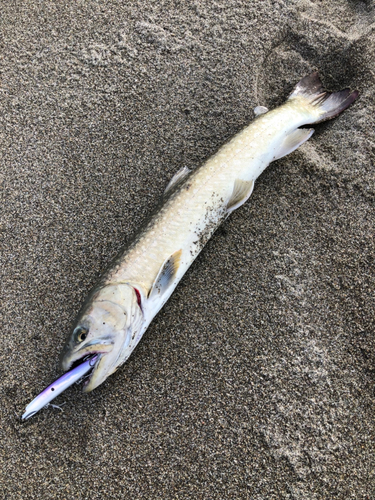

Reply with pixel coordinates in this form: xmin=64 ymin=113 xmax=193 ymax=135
xmin=148 ymin=249 xmax=182 ymax=300
xmin=254 ymin=106 xmax=269 ymax=116
xmin=227 ymin=179 xmax=254 ymax=213
xmin=164 ymin=167 xmax=191 ymax=195
xmin=273 ymin=128 xmax=314 ymax=161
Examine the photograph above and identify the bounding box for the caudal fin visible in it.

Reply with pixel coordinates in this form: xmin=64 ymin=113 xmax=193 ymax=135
xmin=289 ymin=72 xmax=358 ymax=123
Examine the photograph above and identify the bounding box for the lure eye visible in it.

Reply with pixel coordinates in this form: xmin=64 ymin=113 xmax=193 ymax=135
xmin=74 ymin=326 xmax=88 ymax=343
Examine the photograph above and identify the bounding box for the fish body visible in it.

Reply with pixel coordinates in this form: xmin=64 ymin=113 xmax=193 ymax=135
xmin=54 ymin=73 xmax=357 ymax=394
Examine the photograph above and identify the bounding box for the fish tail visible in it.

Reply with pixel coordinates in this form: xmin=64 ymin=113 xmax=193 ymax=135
xmin=289 ymin=72 xmax=358 ymax=123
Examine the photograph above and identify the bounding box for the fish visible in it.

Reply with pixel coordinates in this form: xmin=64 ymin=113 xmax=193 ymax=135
xmin=23 ymin=72 xmax=358 ymax=418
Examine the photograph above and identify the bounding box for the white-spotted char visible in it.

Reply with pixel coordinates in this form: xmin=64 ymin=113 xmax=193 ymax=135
xmin=24 ymin=73 xmax=358 ymax=418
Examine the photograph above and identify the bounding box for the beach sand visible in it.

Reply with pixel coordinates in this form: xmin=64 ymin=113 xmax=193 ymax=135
xmin=1 ymin=1 xmax=374 ymax=498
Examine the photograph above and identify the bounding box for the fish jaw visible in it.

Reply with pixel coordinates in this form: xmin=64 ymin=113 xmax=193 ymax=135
xmin=60 ymin=342 xmax=114 ymax=372
xmin=60 ymin=333 xmax=128 ymax=393
xmin=59 ymin=340 xmax=115 ymax=392
xmin=83 ymin=342 xmax=123 ymax=392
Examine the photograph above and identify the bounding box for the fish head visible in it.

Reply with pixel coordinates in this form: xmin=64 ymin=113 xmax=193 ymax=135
xmin=60 ymin=283 xmax=144 ymax=392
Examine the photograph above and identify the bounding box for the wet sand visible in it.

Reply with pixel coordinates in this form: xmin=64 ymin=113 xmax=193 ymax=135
xmin=1 ymin=1 xmax=374 ymax=498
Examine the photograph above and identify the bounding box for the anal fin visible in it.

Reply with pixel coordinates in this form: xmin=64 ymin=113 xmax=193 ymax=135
xmin=273 ymin=128 xmax=314 ymax=161
xmin=148 ymin=249 xmax=182 ymax=300
xmin=227 ymin=179 xmax=254 ymax=213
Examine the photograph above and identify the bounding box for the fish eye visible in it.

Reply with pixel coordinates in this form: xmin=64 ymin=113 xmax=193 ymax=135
xmin=74 ymin=326 xmax=88 ymax=343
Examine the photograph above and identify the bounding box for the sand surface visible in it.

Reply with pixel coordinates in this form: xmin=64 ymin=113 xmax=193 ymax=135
xmin=1 ymin=1 xmax=374 ymax=499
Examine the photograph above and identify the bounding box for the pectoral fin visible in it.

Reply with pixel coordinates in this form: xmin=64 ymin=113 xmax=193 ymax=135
xmin=164 ymin=167 xmax=191 ymax=195
xmin=148 ymin=249 xmax=182 ymax=299
xmin=273 ymin=128 xmax=314 ymax=161
xmin=227 ymin=179 xmax=254 ymax=213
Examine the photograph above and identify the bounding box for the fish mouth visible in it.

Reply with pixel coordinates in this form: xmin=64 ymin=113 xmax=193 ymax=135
xmin=62 ymin=342 xmax=114 ymax=390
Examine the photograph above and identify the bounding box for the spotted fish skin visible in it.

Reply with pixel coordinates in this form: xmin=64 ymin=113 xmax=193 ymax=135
xmin=59 ymin=73 xmax=358 ymax=392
